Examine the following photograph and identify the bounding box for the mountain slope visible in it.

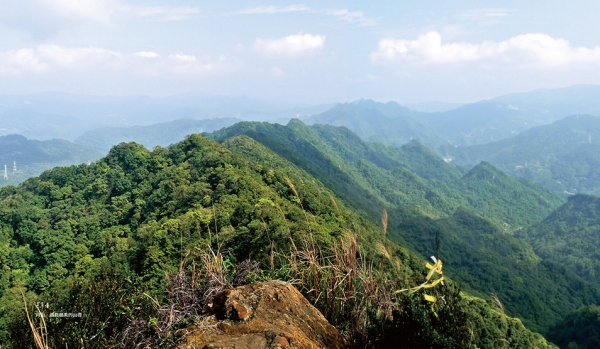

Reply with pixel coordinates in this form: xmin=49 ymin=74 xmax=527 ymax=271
xmin=0 ymin=133 xmax=559 ymax=348
xmin=303 ymin=85 xmax=600 ymax=152
xmin=0 ymin=134 xmax=102 ymax=186
xmin=205 ymin=119 xmax=600 ymax=333
xmin=305 ymin=100 xmax=449 ymax=148
xmin=448 ymin=114 xmax=600 ymax=196
xmin=518 ymin=194 xmax=600 ymax=284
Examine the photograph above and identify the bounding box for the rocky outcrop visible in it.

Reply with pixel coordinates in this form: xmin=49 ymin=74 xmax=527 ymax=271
xmin=175 ymin=280 xmax=349 ymax=349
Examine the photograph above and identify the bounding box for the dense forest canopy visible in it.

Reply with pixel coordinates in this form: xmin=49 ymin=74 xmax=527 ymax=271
xmin=0 ymin=115 xmax=598 ymax=348
xmin=0 ymin=128 xmax=566 ymax=348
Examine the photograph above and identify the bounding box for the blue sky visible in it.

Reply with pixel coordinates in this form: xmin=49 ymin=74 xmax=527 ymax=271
xmin=1 ymin=1 xmax=600 ymax=105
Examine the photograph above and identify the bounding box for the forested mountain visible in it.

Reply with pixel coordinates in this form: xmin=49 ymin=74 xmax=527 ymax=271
xmin=205 ymin=119 xmax=600 ymax=334
xmin=548 ymin=305 xmax=600 ymax=348
xmin=75 ymin=118 xmax=241 ymax=153
xmin=5 ymin=111 xmax=600 ymax=347
xmin=304 ymin=100 xmax=449 ymax=148
xmin=0 ymin=134 xmax=102 ymax=186
xmin=0 ymin=132 xmax=558 ymax=348
xmin=306 ymin=98 xmax=555 ymax=150
xmin=518 ymin=194 xmax=600 ymax=284
xmin=447 ymin=114 xmax=600 ymax=196
xmin=305 ymin=85 xmax=600 ymax=152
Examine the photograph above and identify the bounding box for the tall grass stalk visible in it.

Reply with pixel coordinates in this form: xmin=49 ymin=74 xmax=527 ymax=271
xmin=22 ymin=290 xmax=49 ymax=349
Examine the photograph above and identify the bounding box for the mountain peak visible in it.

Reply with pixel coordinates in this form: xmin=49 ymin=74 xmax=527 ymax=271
xmin=464 ymin=161 xmax=508 ymax=180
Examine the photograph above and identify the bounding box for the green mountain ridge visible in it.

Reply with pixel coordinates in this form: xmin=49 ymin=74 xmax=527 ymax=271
xmin=449 ymin=114 xmax=600 ymax=196
xmin=0 ymin=131 xmax=559 ymax=348
xmin=205 ymin=119 xmax=599 ymax=335
xmin=0 ymin=134 xmax=103 ymax=187
xmin=518 ymin=194 xmax=600 ymax=284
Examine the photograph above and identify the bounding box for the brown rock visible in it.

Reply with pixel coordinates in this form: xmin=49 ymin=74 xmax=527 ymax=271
xmin=270 ymin=335 xmax=290 ymax=348
xmin=176 ymin=280 xmax=350 ymax=349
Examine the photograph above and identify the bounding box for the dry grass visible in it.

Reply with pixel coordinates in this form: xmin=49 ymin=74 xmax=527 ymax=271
xmin=281 ymin=232 xmax=401 ymax=345
xmin=22 ymin=290 xmax=49 ymax=349
xmin=118 ymin=245 xmax=260 ymax=348
xmin=381 ymin=209 xmax=388 ymax=238
xmin=491 ymin=293 xmax=506 ymax=323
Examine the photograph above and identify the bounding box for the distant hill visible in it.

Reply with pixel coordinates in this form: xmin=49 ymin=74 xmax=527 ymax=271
xmin=306 ymin=85 xmax=600 ymax=151
xmin=518 ymin=194 xmax=600 ymax=285
xmin=0 ymin=134 xmax=102 ymax=186
xmin=0 ymin=92 xmax=334 ymax=141
xmin=422 ymin=84 xmax=600 ymax=147
xmin=305 ymin=100 xmax=450 ymax=148
xmin=489 ymin=84 xmax=600 ymax=115
xmin=447 ymin=114 xmax=600 ymax=196
xmin=75 ymin=118 xmax=241 ymax=153
xmin=402 ymin=101 xmax=464 ymax=113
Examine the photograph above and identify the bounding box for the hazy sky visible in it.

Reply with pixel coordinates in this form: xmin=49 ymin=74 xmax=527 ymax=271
xmin=2 ymin=1 xmax=600 ymax=104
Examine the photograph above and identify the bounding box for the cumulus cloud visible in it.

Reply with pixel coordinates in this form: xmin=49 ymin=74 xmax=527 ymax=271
xmin=253 ymin=33 xmax=326 ymax=58
xmin=0 ymin=45 xmax=122 ymax=75
xmin=371 ymin=31 xmax=600 ymax=67
xmin=0 ymin=45 xmax=239 ymax=76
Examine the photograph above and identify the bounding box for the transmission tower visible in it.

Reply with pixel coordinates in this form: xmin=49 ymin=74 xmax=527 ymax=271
xmin=12 ymin=160 xmax=16 ymax=173
xmin=4 ymin=165 xmax=7 ymax=179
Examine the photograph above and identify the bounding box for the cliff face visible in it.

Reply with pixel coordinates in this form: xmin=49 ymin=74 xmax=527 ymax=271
xmin=176 ymin=280 xmax=349 ymax=349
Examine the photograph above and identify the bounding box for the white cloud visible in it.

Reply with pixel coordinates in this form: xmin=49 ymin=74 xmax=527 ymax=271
xmin=253 ymin=33 xmax=326 ymax=58
xmin=234 ymin=5 xmax=310 ymax=15
xmin=0 ymin=45 xmax=122 ymax=74
xmin=0 ymin=45 xmax=240 ymax=77
xmin=135 ymin=51 xmax=160 ymax=59
xmin=371 ymin=32 xmax=600 ymax=67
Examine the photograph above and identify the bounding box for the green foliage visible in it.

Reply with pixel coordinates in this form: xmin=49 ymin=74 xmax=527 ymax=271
xmin=0 ymin=135 xmax=392 ymax=345
xmin=518 ymin=194 xmax=600 ymax=284
xmin=207 ymin=119 xmax=597 ymax=336
xmin=394 ymin=208 xmax=600 ymax=333
xmin=0 ymin=120 xmax=573 ymax=347
xmin=548 ymin=305 xmax=600 ymax=349
xmin=449 ymin=114 xmax=600 ymax=197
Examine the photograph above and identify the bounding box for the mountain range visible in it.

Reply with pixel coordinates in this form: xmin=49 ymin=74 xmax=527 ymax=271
xmin=2 ymin=107 xmax=599 ymax=347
